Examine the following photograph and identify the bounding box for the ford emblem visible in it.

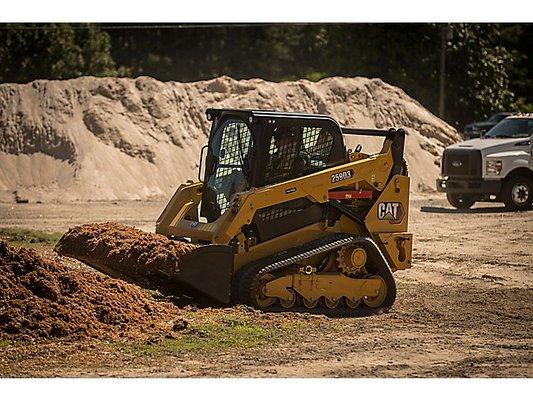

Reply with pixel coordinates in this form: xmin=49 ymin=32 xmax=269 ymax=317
xmin=452 ymin=161 xmax=462 ymax=167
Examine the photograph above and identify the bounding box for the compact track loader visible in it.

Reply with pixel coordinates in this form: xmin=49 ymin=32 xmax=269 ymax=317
xmin=153 ymin=108 xmax=413 ymax=313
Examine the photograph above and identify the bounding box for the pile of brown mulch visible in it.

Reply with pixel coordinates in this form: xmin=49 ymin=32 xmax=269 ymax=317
xmin=0 ymin=240 xmax=185 ymax=340
xmin=54 ymin=222 xmax=198 ymax=289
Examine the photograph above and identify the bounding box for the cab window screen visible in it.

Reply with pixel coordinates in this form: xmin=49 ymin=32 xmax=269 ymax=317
xmin=264 ymin=125 xmax=334 ymax=185
xmin=302 ymin=126 xmax=334 ymax=167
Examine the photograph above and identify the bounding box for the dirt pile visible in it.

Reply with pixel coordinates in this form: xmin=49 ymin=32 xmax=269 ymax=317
xmin=0 ymin=76 xmax=461 ymax=202
xmin=54 ymin=222 xmax=197 ymax=289
xmin=0 ymin=240 xmax=184 ymax=340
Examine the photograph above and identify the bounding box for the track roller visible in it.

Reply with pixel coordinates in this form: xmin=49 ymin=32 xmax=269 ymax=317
xmin=279 ymin=289 xmax=297 ymax=308
xmin=345 ymin=297 xmax=362 ymax=309
xmin=302 ymin=296 xmax=319 ymax=309
xmin=323 ymin=297 xmax=341 ymax=309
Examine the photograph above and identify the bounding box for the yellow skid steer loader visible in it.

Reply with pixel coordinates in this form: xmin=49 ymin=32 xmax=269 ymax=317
xmin=154 ymin=108 xmax=412 ymax=313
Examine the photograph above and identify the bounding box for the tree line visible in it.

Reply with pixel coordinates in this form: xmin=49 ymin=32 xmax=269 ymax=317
xmin=0 ymin=23 xmax=531 ymax=128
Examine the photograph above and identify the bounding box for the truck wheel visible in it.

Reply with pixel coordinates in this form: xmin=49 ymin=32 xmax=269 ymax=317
xmin=501 ymin=175 xmax=533 ymax=211
xmin=446 ymin=192 xmax=476 ymax=209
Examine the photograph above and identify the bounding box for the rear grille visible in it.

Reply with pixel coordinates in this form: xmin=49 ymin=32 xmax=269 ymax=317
xmin=442 ymin=148 xmax=482 ymax=178
xmin=257 ymin=198 xmax=313 ymax=222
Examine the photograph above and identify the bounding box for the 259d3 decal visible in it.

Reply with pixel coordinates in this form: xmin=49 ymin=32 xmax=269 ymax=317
xmin=330 ymin=169 xmax=353 ymax=183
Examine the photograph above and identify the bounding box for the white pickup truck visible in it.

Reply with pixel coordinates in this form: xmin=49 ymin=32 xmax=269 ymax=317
xmin=437 ymin=114 xmax=533 ymax=210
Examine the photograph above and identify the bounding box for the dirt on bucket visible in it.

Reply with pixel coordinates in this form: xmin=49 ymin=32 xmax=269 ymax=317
xmin=54 ymin=222 xmax=198 ymax=291
xmin=0 ymin=240 xmax=184 ymax=341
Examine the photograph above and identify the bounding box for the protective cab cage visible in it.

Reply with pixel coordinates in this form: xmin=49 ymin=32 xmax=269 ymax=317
xmin=200 ymin=108 xmax=405 ymax=223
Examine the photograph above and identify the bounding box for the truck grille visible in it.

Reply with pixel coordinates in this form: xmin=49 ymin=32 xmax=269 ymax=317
xmin=442 ymin=148 xmax=482 ymax=178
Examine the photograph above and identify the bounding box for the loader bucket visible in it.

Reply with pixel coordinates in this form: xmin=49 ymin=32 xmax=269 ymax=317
xmin=54 ymin=223 xmax=234 ymax=304
xmin=162 ymin=244 xmax=234 ymax=304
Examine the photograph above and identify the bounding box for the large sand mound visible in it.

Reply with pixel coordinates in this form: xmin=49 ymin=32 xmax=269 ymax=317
xmin=0 ymin=76 xmax=460 ymax=202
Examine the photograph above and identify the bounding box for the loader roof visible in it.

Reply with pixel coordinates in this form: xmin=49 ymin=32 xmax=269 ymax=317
xmin=205 ymin=108 xmax=396 ymax=137
xmin=205 ymin=108 xmax=340 ymax=125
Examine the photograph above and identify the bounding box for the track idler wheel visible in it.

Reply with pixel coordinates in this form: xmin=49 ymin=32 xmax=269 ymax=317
xmin=362 ymin=275 xmax=390 ymax=309
xmin=254 ymin=273 xmax=277 ymax=308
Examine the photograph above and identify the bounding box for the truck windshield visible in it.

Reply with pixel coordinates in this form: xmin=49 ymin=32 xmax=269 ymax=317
xmin=485 ymin=118 xmax=533 ymax=138
xmin=487 ymin=113 xmax=511 ymax=123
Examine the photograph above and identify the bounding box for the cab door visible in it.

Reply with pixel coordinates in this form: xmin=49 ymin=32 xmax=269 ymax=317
xmin=200 ymin=118 xmax=253 ymax=222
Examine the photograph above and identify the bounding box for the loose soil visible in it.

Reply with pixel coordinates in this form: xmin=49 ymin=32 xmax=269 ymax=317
xmin=54 ymin=222 xmax=197 ymax=290
xmin=0 ymin=194 xmax=532 ymax=377
xmin=0 ymin=240 xmax=184 ymax=341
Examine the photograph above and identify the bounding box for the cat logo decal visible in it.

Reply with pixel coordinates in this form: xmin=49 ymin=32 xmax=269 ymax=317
xmin=377 ymin=202 xmax=404 ymax=223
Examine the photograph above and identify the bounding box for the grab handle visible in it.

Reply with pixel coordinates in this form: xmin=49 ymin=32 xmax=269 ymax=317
xmin=198 ymin=144 xmax=208 ymax=182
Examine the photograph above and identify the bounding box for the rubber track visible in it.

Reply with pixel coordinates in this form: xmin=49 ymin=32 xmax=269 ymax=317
xmin=233 ymin=233 xmax=397 ymax=314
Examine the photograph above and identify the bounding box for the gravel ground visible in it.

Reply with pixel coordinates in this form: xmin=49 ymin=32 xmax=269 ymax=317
xmin=0 ymin=193 xmax=531 ymax=377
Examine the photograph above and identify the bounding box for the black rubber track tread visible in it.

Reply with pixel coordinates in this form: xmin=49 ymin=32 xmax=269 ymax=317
xmin=238 ymin=262 xmax=269 ymax=308
xmin=245 ymin=233 xmax=355 ymax=272
xmin=233 ymin=234 xmax=397 ymax=314
xmin=234 ymin=233 xmax=355 ymax=306
xmin=359 ymin=239 xmax=397 ymax=313
xmin=402 ymin=158 xmax=409 ymax=176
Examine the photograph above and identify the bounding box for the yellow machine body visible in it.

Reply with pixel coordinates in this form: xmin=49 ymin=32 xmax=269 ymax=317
xmin=157 ymin=151 xmax=412 ymax=272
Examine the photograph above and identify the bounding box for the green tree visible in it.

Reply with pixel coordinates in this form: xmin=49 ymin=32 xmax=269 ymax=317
xmin=317 ymin=24 xmax=521 ymax=127
xmin=499 ymin=24 xmax=533 ymax=112
xmin=0 ymin=23 xmax=118 ymax=83
xmin=1 ymin=23 xmax=529 ymax=128
xmin=446 ymin=24 xmax=516 ymax=125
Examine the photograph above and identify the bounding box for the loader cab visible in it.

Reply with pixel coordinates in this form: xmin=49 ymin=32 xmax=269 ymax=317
xmin=200 ymin=109 xmax=346 ymax=222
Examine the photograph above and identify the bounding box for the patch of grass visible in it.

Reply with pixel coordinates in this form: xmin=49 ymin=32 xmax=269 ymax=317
xmin=0 ymin=339 xmax=16 ymax=348
xmin=122 ymin=317 xmax=277 ymax=356
xmin=277 ymin=320 xmax=307 ymax=330
xmin=0 ymin=227 xmax=62 ymax=249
